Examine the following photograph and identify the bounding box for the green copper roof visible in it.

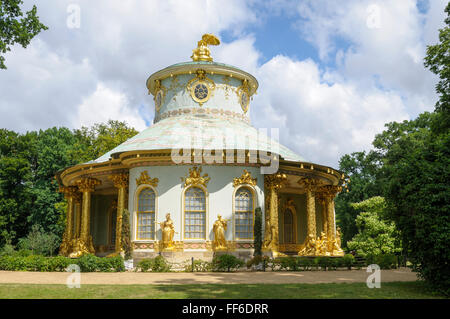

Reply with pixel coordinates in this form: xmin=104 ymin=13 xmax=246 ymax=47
xmin=92 ymin=115 xmax=306 ymax=163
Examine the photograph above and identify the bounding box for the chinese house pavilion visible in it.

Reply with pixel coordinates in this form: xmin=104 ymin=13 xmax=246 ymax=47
xmin=55 ymin=34 xmax=346 ymax=263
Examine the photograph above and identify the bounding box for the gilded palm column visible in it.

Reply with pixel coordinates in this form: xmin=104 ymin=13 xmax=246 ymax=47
xmin=263 ymin=173 xmax=287 ymax=255
xmin=109 ymin=173 xmax=129 ymax=255
xmin=323 ymin=185 xmax=343 ymax=256
xmin=58 ymin=186 xmax=78 ymax=256
xmin=70 ymin=177 xmax=101 ymax=258
xmin=297 ymin=177 xmax=322 ymax=256
xmin=316 ymin=193 xmax=328 ymax=236
xmin=73 ymin=191 xmax=82 ymax=239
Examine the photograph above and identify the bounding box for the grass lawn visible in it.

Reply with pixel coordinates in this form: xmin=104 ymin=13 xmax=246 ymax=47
xmin=0 ymin=281 xmax=445 ymax=299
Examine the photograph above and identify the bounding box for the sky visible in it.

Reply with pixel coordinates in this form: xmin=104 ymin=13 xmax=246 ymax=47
xmin=0 ymin=0 xmax=447 ymax=168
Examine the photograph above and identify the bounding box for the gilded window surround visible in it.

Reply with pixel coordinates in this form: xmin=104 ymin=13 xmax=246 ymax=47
xmin=232 ymin=184 xmax=257 ymax=241
xmin=133 ymin=184 xmax=158 ymax=242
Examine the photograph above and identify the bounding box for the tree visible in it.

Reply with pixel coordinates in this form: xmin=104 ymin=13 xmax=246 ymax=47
xmin=424 ymin=2 xmax=450 ymax=135
xmin=253 ymin=207 xmax=262 ymax=257
xmin=71 ymin=120 xmax=139 ymax=163
xmin=335 ymin=151 xmax=382 ymax=246
xmin=0 ymin=0 xmax=48 ymax=69
xmin=347 ymin=197 xmax=402 ymax=257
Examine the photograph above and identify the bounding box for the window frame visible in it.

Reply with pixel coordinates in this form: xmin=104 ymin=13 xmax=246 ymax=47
xmin=182 ymin=185 xmax=209 ymax=240
xmin=134 ymin=185 xmax=158 ymax=242
xmin=233 ymin=185 xmax=256 ymax=241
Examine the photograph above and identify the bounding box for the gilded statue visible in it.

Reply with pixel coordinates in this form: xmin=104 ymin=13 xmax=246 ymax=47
xmin=191 ymin=34 xmax=220 ymax=62
xmin=332 ymin=227 xmax=344 ymax=256
xmin=58 ymin=232 xmax=71 ymax=257
xmin=213 ymin=215 xmax=228 ymax=250
xmin=159 ymin=213 xmax=175 ymax=250
xmin=316 ymin=231 xmax=330 ymax=256
xmin=263 ymin=215 xmax=273 ymax=249
xmin=298 ymin=234 xmax=316 ymax=256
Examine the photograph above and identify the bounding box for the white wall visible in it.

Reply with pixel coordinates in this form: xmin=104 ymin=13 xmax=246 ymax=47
xmin=129 ymin=165 xmax=265 ymax=243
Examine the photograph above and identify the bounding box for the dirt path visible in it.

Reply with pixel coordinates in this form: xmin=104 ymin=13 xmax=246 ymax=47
xmin=0 ymin=268 xmax=417 ymax=285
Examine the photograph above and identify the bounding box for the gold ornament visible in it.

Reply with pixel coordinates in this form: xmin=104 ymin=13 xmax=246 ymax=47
xmin=186 ymin=69 xmax=215 ymax=106
xmin=181 ymin=166 xmax=210 ymax=188
xmin=236 ymin=79 xmax=251 ymax=113
xmin=136 ymin=171 xmax=159 ymax=187
xmin=233 ymin=169 xmax=257 ymax=187
xmin=159 ymin=213 xmax=176 ymax=251
xmin=191 ymin=33 xmax=220 ymax=62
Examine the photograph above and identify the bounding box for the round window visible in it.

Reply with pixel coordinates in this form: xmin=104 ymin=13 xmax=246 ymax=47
xmin=155 ymin=90 xmax=163 ymax=111
xmin=240 ymin=91 xmax=249 ymax=112
xmin=194 ymin=83 xmax=208 ymax=100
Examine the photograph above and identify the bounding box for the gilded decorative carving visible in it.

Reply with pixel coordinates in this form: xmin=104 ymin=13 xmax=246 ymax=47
xmin=136 ymin=171 xmax=159 ymax=187
xmin=181 ymin=166 xmax=210 ymax=188
xmin=191 ymin=33 xmax=220 ymax=62
xmin=76 ymin=177 xmax=101 ymax=193
xmin=233 ymin=169 xmax=257 ymax=187
xmin=236 ymin=79 xmax=251 ymax=113
xmin=212 ymin=215 xmax=228 ymax=250
xmin=109 ymin=173 xmax=129 ymax=188
xmin=153 ymin=79 xmax=167 ymax=112
xmin=186 ymin=69 xmax=216 ymax=106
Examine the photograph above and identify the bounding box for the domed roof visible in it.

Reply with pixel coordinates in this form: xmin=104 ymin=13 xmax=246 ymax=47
xmin=89 ymin=34 xmax=307 ymax=164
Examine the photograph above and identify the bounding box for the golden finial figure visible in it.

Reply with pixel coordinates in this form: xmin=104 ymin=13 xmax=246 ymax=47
xmin=213 ymin=215 xmax=228 ymax=250
xmin=191 ymin=33 xmax=220 ymax=62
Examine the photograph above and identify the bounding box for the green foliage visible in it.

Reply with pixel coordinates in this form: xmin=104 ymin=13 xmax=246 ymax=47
xmin=246 ymin=255 xmax=269 ymax=270
xmin=366 ymin=254 xmax=398 ymax=270
xmin=424 ymin=3 xmax=450 ymax=135
xmin=71 ymin=120 xmax=138 ymax=163
xmin=136 ymin=255 xmax=171 ymax=272
xmin=0 ymin=254 xmax=124 ymax=272
xmin=121 ymin=209 xmax=132 ymax=260
xmin=253 ymin=207 xmax=262 ymax=257
xmin=347 ymin=197 xmax=402 ymax=257
xmin=0 ymin=0 xmax=48 ymax=69
xmin=184 ymin=259 xmax=213 ymax=272
xmin=335 ymin=151 xmax=383 ymax=246
xmin=212 ymin=254 xmax=244 ymax=272
xmin=17 ymin=224 xmax=60 ymax=256
xmin=0 ymin=121 xmax=137 ymax=249
xmin=342 ymin=254 xmax=355 ymax=270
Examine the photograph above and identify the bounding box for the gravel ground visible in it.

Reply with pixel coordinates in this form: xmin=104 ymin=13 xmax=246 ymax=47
xmin=0 ymin=268 xmax=418 ymax=285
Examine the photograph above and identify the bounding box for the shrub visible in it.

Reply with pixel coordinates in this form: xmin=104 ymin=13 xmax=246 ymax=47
xmin=298 ymin=257 xmax=313 ymax=271
xmin=246 ymin=255 xmax=269 ymax=271
xmin=184 ymin=259 xmax=212 ymax=272
xmin=47 ymin=256 xmax=71 ymax=272
xmin=342 ymin=254 xmax=355 ymax=270
xmin=137 ymin=258 xmax=154 ymax=272
xmin=312 ymin=257 xmax=320 ymax=270
xmin=318 ymin=257 xmax=331 ymax=270
xmin=0 ymin=242 xmax=15 ymax=257
xmin=212 ymin=254 xmax=244 ymax=272
xmin=253 ymin=207 xmax=263 ymax=257
xmin=77 ymin=254 xmax=99 ymax=272
xmin=153 ymin=255 xmax=171 ymax=272
xmin=18 ymin=225 xmax=61 ymax=257
xmin=137 ymin=256 xmax=171 ymax=272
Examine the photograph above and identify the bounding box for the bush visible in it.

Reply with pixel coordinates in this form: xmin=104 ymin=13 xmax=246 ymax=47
xmin=246 ymin=255 xmax=269 ymax=271
xmin=298 ymin=257 xmax=313 ymax=271
xmin=184 ymin=259 xmax=213 ymax=272
xmin=342 ymin=254 xmax=355 ymax=270
xmin=18 ymin=225 xmax=61 ymax=257
xmin=0 ymin=254 xmax=124 ymax=272
xmin=212 ymin=254 xmax=244 ymax=272
xmin=137 ymin=256 xmax=171 ymax=272
xmin=366 ymin=254 xmax=398 ymax=270
xmin=318 ymin=257 xmax=331 ymax=270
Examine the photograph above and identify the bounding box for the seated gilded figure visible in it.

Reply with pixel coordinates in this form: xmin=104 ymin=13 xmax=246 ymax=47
xmin=213 ymin=215 xmax=228 ymax=250
xmin=159 ymin=213 xmax=175 ymax=250
xmin=298 ymin=234 xmax=316 ymax=256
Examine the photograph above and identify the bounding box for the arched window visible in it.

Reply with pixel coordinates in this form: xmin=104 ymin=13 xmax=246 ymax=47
xmin=234 ymin=187 xmax=254 ymax=239
xmin=137 ymin=188 xmax=156 ymax=240
xmin=184 ymin=187 xmax=206 ymax=239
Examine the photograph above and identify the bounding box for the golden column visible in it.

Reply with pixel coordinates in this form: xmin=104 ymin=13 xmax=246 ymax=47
xmin=109 ymin=173 xmax=129 ymax=255
xmin=58 ymin=186 xmax=78 ymax=256
xmin=73 ymin=192 xmax=82 ymax=239
xmin=70 ymin=177 xmax=101 ymax=257
xmin=323 ymin=185 xmax=342 ymax=253
xmin=263 ymin=173 xmax=287 ymax=255
xmin=316 ymin=193 xmax=328 ymax=236
xmin=297 ymin=177 xmax=322 ymax=256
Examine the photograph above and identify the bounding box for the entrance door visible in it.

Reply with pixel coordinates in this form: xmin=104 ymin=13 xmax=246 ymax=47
xmin=283 ymin=208 xmax=294 ymax=244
